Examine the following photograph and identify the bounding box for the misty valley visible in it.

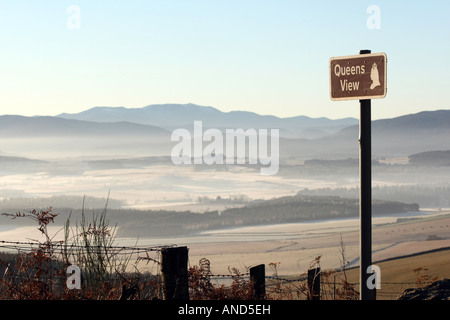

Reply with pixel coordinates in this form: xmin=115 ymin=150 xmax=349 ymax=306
xmin=1 ymin=105 xmax=450 ymax=242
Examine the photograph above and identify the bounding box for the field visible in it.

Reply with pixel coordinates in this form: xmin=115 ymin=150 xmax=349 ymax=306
xmin=184 ymin=211 xmax=450 ymax=300
xmin=186 ymin=211 xmax=450 ymax=272
xmin=0 ymin=203 xmax=449 ymax=300
xmin=341 ymin=248 xmax=450 ymax=300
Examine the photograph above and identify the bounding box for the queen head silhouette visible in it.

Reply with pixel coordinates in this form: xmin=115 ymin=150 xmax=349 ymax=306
xmin=370 ymin=62 xmax=381 ymax=90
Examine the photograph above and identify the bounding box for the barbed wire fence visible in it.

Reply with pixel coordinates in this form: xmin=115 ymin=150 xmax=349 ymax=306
xmin=201 ymin=271 xmax=433 ymax=300
xmin=0 ymin=239 xmax=176 ymax=299
xmin=0 ymin=240 xmax=435 ymax=300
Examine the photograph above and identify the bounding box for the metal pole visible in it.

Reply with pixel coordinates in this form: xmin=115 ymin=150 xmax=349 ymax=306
xmin=359 ymin=49 xmax=373 ymax=300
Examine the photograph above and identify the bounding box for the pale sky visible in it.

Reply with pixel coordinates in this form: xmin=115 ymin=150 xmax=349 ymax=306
xmin=0 ymin=0 xmax=449 ymax=120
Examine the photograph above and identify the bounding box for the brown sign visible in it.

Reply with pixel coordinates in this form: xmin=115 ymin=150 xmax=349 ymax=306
xmin=329 ymin=53 xmax=387 ymax=101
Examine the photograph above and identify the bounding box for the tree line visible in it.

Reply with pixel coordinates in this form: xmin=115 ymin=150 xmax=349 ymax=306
xmin=1 ymin=193 xmax=419 ymax=238
xmin=113 ymin=194 xmax=418 ymax=237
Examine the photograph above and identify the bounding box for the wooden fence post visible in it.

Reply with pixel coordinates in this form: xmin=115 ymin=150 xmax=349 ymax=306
xmin=250 ymin=264 xmax=265 ymax=299
xmin=308 ymin=267 xmax=321 ymax=300
xmin=161 ymin=246 xmax=189 ymax=300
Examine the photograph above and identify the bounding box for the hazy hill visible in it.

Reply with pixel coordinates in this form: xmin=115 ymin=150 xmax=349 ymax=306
xmin=0 ymin=115 xmax=172 ymax=159
xmin=0 ymin=155 xmax=48 ymax=173
xmin=336 ymin=110 xmax=450 ymax=137
xmin=55 ymin=104 xmax=450 ymax=158
xmin=1 ymin=107 xmax=450 ymax=160
xmin=285 ymin=109 xmax=450 ymax=159
xmin=0 ymin=115 xmax=169 ymax=137
xmin=409 ymin=150 xmax=450 ymax=166
xmin=57 ymin=103 xmax=358 ymax=138
xmin=0 ymin=155 xmax=46 ymax=164
xmin=115 ymin=195 xmax=419 ymax=237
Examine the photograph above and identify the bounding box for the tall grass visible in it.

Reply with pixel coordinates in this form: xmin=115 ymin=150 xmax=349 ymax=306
xmin=62 ymin=196 xmax=134 ymax=298
xmin=0 ymin=197 xmax=143 ymax=299
xmin=0 ymin=208 xmax=65 ymax=299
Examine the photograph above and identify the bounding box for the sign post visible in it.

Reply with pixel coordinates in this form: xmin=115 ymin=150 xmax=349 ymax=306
xmin=358 ymin=49 xmax=373 ymax=301
xmin=329 ymin=51 xmax=386 ymax=101
xmin=329 ymin=50 xmax=387 ymax=300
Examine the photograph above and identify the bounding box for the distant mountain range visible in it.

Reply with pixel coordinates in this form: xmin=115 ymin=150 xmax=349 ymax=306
xmin=0 ymin=115 xmax=168 ymax=137
xmin=315 ymin=109 xmax=450 ymax=157
xmin=1 ymin=104 xmax=450 ymax=160
xmin=57 ymin=103 xmax=358 ymax=139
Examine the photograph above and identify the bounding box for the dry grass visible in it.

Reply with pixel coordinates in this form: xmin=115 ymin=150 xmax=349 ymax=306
xmin=338 ymin=248 xmax=450 ymax=300
xmin=1 ymin=204 xmax=449 ymax=300
xmin=0 ymin=206 xmax=162 ymax=300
